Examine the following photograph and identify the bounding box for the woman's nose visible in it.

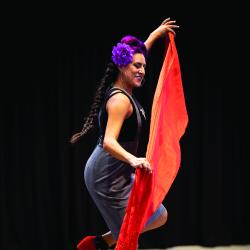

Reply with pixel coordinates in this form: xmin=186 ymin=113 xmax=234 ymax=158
xmin=139 ymin=67 xmax=145 ymax=74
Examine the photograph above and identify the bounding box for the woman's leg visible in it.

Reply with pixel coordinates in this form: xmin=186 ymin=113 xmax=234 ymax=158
xmin=77 ymin=233 xmax=113 ymax=250
xmin=142 ymin=208 xmax=168 ymax=233
xmin=80 ymin=205 xmax=168 ymax=249
xmin=101 ymin=206 xmax=168 ymax=247
xmin=102 ymin=231 xmax=116 ymax=247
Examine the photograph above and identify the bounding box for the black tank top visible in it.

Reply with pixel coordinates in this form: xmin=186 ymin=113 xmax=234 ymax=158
xmin=98 ymin=87 xmax=146 ymax=143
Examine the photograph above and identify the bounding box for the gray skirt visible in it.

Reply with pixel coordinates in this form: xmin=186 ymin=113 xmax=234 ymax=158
xmin=84 ymin=141 xmax=166 ymax=240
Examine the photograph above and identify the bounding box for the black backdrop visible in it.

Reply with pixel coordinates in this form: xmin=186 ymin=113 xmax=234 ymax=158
xmin=1 ymin=4 xmax=249 ymax=250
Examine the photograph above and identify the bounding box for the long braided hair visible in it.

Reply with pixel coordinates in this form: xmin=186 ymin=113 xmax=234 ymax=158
xmin=69 ymin=35 xmax=147 ymax=144
xmin=69 ymin=62 xmax=118 ymax=144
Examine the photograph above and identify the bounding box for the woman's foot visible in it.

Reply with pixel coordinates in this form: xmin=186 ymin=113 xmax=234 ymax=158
xmin=77 ymin=236 xmax=96 ymax=250
xmin=77 ymin=235 xmax=109 ymax=250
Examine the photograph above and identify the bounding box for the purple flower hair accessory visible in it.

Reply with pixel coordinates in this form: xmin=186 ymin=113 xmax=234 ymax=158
xmin=111 ymin=42 xmax=134 ymax=67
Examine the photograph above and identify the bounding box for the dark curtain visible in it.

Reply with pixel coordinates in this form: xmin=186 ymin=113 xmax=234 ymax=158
xmin=1 ymin=5 xmax=249 ymax=250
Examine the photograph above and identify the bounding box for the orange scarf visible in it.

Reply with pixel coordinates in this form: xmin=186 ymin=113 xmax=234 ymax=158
xmin=115 ymin=33 xmax=189 ymax=250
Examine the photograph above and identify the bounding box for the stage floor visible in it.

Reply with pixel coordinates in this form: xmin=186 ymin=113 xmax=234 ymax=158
xmin=146 ymin=245 xmax=250 ymax=250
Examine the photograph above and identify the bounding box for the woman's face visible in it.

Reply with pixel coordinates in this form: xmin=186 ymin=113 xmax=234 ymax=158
xmin=119 ymin=53 xmax=146 ymax=88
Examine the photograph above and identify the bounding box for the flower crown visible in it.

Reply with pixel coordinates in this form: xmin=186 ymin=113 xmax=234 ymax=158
xmin=111 ymin=42 xmax=134 ymax=67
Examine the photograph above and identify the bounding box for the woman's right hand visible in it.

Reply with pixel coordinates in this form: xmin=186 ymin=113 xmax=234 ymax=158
xmin=129 ymin=157 xmax=152 ymax=174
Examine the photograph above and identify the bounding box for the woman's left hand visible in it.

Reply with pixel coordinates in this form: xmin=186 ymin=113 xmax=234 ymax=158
xmin=151 ymin=17 xmax=179 ymax=38
xmin=144 ymin=17 xmax=179 ymax=50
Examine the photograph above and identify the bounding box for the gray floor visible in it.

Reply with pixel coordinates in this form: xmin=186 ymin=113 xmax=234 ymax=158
xmin=145 ymin=245 xmax=250 ymax=250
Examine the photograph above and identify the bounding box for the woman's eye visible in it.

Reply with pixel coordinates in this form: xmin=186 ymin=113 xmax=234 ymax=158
xmin=134 ymin=63 xmax=142 ymax=69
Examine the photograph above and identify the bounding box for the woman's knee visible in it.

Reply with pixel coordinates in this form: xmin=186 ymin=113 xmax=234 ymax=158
xmin=148 ymin=208 xmax=168 ymax=229
xmin=159 ymin=209 xmax=168 ymax=226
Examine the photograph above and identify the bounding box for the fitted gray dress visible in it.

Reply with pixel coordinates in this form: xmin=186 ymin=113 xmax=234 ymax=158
xmin=84 ymin=87 xmax=166 ymax=240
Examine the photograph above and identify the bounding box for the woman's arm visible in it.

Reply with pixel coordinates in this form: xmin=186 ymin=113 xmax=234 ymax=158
xmin=103 ymin=93 xmax=152 ymax=172
xmin=144 ymin=17 xmax=179 ymax=51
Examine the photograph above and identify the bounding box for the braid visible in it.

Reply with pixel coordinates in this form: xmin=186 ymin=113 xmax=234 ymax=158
xmin=69 ymin=62 xmax=118 ymax=144
xmin=70 ymin=35 xmax=146 ymax=144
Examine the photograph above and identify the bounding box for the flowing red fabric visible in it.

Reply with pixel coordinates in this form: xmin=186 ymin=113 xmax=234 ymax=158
xmin=115 ymin=33 xmax=189 ymax=250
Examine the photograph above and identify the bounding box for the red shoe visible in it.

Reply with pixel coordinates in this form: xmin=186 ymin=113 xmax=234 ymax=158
xmin=77 ymin=236 xmax=96 ymax=250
